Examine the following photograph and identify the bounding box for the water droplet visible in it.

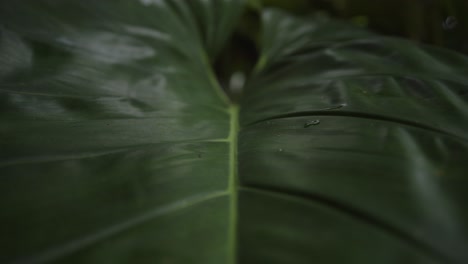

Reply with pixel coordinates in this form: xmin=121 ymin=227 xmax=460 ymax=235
xmin=326 ymin=104 xmax=346 ymax=110
xmin=442 ymin=16 xmax=458 ymax=30
xmin=304 ymin=120 xmax=320 ymax=128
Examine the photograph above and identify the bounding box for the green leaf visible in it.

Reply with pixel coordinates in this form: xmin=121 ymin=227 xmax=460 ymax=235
xmin=0 ymin=1 xmax=242 ymax=263
xmin=1 ymin=1 xmax=468 ymax=264
xmin=239 ymin=9 xmax=468 ymax=264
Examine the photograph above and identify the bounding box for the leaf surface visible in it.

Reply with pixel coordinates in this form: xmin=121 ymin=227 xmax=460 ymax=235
xmin=239 ymin=9 xmax=468 ymax=264
xmin=1 ymin=2 xmax=468 ymax=264
xmin=0 ymin=1 xmax=242 ymax=263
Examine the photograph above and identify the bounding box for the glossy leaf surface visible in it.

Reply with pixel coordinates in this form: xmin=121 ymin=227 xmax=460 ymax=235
xmin=1 ymin=1 xmax=468 ymax=264
xmin=0 ymin=1 xmax=242 ymax=263
xmin=239 ymin=9 xmax=468 ymax=264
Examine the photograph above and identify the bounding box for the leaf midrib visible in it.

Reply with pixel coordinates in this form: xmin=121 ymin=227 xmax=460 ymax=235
xmin=227 ymin=105 xmax=239 ymax=264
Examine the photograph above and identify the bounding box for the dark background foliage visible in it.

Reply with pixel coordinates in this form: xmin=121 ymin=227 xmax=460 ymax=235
xmin=255 ymin=0 xmax=466 ymax=52
xmin=215 ymin=0 xmax=467 ymax=100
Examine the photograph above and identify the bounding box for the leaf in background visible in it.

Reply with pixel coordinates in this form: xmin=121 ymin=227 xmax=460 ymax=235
xmin=0 ymin=0 xmax=243 ymax=263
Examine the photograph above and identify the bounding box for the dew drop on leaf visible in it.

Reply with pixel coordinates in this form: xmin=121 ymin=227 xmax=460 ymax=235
xmin=326 ymin=104 xmax=345 ymax=110
xmin=304 ymin=120 xmax=320 ymax=128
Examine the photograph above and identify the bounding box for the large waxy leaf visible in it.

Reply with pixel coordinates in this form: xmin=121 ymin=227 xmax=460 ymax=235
xmin=239 ymin=9 xmax=468 ymax=264
xmin=0 ymin=1 xmax=242 ymax=263
xmin=1 ymin=1 xmax=468 ymax=264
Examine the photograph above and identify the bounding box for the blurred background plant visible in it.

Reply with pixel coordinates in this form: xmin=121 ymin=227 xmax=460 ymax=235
xmin=254 ymin=0 xmax=466 ymax=50
xmin=215 ymin=0 xmax=467 ymax=101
